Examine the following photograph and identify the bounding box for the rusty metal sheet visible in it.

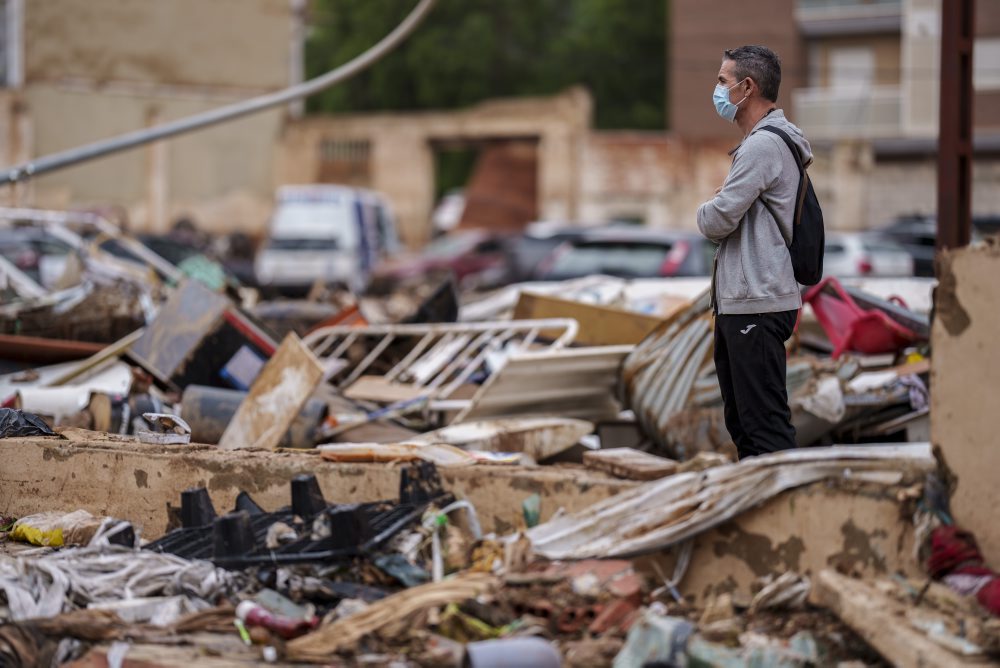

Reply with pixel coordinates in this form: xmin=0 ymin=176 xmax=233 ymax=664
xmin=218 ymin=333 xmax=324 ymax=451
xmin=526 ymin=443 xmax=935 ymax=560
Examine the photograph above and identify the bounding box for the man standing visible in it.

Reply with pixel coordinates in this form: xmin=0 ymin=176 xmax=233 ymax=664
xmin=696 ymin=45 xmax=811 ymax=460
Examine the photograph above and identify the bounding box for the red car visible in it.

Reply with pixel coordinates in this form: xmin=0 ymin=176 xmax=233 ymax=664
xmin=370 ymin=230 xmax=511 ymax=290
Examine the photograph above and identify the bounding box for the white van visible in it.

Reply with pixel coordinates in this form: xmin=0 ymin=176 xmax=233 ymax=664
xmin=254 ymin=185 xmax=400 ymax=294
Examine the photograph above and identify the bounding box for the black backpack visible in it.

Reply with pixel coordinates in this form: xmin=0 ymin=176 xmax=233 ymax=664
xmin=758 ymin=125 xmax=825 ymax=286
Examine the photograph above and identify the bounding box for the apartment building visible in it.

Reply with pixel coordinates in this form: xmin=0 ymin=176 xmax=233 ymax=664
xmin=670 ymin=0 xmax=1000 ymax=229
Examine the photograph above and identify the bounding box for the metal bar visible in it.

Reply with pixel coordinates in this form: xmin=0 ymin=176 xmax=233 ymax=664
xmin=305 ymin=319 xmax=578 ymax=343
xmin=937 ymin=0 xmax=975 ymax=252
xmin=341 ymin=334 xmax=396 ymax=387
xmin=385 ymin=333 xmax=435 ymax=381
xmin=0 ymin=0 xmax=437 ymax=185
xmin=0 ymin=254 xmax=46 ymax=298
xmin=409 ymin=334 xmax=466 ymax=386
xmin=424 ymin=329 xmax=496 ymax=391
xmin=439 ymin=329 xmax=519 ymax=398
xmin=326 ymin=332 xmax=361 ymax=365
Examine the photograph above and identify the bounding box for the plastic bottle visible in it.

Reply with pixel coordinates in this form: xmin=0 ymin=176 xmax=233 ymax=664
xmin=235 ymin=600 xmax=317 ymax=640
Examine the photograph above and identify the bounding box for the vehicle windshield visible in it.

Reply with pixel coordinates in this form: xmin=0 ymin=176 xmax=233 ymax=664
xmin=270 ymin=200 xmax=358 ymax=249
xmin=548 ymin=242 xmax=671 ymax=278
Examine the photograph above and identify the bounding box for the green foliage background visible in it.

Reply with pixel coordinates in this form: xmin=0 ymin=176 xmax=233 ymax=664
xmin=305 ymin=0 xmax=667 ymax=130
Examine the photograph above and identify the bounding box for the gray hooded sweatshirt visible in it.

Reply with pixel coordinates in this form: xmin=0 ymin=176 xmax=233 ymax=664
xmin=697 ymin=109 xmax=811 ymax=315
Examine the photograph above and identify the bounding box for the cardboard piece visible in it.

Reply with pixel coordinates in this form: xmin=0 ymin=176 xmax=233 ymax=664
xmin=513 ymin=292 xmax=666 ymax=346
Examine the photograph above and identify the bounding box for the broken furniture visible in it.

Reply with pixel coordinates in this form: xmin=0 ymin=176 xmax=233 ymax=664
xmin=803 ymin=276 xmax=928 ymax=359
xmin=302 ymin=319 xmax=579 ymax=419
xmin=128 ymin=280 xmax=276 ymax=391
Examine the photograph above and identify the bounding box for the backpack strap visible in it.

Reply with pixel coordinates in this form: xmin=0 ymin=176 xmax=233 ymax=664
xmin=757 ymin=125 xmax=809 ymax=230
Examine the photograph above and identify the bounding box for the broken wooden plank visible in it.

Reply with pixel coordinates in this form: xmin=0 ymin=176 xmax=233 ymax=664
xmin=809 ymin=569 xmax=995 ymax=667
xmin=343 ymin=374 xmax=427 ymax=404
xmin=287 ymin=573 xmax=497 ymax=660
xmin=218 ymin=333 xmax=324 ymax=451
xmin=513 ymin=292 xmax=667 ymax=346
xmin=583 ymin=448 xmax=679 ymax=480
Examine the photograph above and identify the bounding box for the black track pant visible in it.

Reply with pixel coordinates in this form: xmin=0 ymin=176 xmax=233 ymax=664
xmin=714 ymin=310 xmax=798 ymax=460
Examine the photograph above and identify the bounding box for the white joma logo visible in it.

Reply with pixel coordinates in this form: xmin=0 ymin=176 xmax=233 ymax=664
xmin=740 ymin=324 xmax=756 ymax=335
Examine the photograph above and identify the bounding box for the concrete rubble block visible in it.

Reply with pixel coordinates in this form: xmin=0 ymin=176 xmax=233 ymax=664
xmin=932 ymin=240 xmax=1000 ymax=560
xmin=0 ymin=434 xmax=634 ymax=537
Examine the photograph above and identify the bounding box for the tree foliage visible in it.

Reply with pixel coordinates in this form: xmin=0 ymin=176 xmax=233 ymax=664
xmin=305 ymin=0 xmax=666 ymax=130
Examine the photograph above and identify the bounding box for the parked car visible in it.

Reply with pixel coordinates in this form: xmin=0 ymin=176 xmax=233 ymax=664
xmin=534 ymin=228 xmax=715 ymax=281
xmin=874 ymin=216 xmax=938 ymax=277
xmin=370 ymin=229 xmax=511 ymax=291
xmin=877 ymin=214 xmax=996 ymax=277
xmin=505 ymin=222 xmax=592 ymax=283
xmin=255 ymin=185 xmax=400 ymax=295
xmin=823 ymin=233 xmax=914 ymax=278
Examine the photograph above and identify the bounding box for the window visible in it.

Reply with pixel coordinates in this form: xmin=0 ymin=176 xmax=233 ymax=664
xmin=317 ymin=138 xmax=371 ymax=185
xmin=829 ymin=47 xmax=874 ymax=92
xmin=974 ymin=38 xmax=1000 ymax=91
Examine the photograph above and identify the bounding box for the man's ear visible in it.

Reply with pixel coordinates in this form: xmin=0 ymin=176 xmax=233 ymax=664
xmin=744 ymin=78 xmax=756 ymax=98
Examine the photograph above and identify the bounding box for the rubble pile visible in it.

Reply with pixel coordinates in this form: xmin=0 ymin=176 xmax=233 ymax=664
xmin=3 ymin=207 xmax=995 ymax=666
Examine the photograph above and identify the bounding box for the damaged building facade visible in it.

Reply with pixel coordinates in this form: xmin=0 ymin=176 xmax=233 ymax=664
xmin=0 ymin=0 xmax=302 ymax=234
xmin=4 ymin=0 xmax=1000 ymax=244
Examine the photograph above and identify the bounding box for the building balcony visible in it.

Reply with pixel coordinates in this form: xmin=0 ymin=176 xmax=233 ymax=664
xmin=797 ymin=0 xmax=902 ymax=36
xmin=791 ymin=85 xmax=902 ymax=140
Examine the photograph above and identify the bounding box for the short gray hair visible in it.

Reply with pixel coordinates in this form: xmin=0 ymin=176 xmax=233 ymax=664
xmin=724 ymin=45 xmax=781 ymax=102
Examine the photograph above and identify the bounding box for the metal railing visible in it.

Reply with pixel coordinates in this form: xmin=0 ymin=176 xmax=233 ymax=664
xmin=791 ymin=85 xmax=903 ymax=139
xmin=303 ymin=319 xmax=579 ymax=409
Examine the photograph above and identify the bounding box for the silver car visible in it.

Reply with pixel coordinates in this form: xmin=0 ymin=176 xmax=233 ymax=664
xmin=823 ymin=233 xmax=914 ymax=278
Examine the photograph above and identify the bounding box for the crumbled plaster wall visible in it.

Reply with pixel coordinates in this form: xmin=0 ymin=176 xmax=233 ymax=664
xmin=932 ymin=239 xmax=1000 ymax=559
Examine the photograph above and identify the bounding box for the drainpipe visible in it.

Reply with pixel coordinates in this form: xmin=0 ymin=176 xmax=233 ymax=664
xmin=288 ymin=0 xmax=307 ymax=120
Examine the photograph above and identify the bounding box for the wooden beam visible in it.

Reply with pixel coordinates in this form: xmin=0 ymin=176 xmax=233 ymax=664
xmin=810 ymin=569 xmax=994 ymax=667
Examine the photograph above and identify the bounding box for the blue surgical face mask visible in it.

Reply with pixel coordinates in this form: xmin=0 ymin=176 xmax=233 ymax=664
xmin=713 ymin=78 xmax=748 ymax=123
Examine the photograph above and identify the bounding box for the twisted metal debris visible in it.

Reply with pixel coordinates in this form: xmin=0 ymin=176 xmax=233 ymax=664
xmin=618 ymin=289 xmax=714 ymax=453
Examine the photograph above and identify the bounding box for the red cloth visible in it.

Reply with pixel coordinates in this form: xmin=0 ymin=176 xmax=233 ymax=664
xmin=927 ymin=526 xmax=985 ymax=579
xmin=977 ymin=578 xmax=1000 ymax=616
xmin=928 ymin=525 xmax=1000 ymax=617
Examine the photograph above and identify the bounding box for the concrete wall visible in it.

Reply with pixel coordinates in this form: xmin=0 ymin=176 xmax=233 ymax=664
xmin=0 ymin=434 xmax=923 ymax=605
xmin=23 ymin=0 xmax=291 ymax=91
xmin=276 ymin=89 xmax=592 ymax=247
xmin=577 ymin=132 xmax=732 ymax=230
xmin=932 ymin=240 xmax=1000 ymax=560
xmin=23 ymin=87 xmax=282 ymax=235
xmin=6 ymin=0 xmax=293 ymax=234
xmin=862 ymin=155 xmax=1000 ymax=226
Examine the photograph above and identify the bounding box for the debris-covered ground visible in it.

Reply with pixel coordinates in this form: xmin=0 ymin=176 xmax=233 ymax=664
xmin=1 ymin=208 xmax=997 ymax=666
